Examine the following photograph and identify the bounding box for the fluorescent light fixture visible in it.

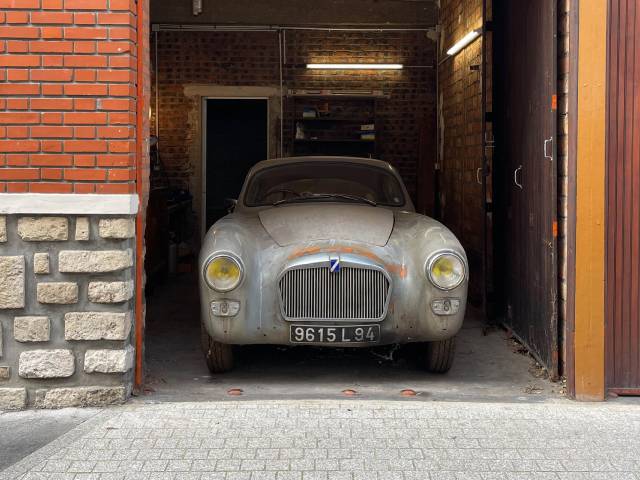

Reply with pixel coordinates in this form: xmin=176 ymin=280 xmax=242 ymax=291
xmin=307 ymin=63 xmax=403 ymax=70
xmin=446 ymin=29 xmax=481 ymax=56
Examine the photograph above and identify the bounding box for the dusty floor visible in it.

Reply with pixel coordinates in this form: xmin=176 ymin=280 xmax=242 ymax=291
xmin=143 ymin=274 xmax=563 ymax=403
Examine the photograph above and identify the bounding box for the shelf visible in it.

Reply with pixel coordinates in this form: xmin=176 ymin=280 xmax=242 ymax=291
xmin=294 ymin=139 xmax=375 ymax=143
xmin=297 ymin=118 xmax=375 ymax=123
xmin=288 ymin=89 xmax=388 ymax=99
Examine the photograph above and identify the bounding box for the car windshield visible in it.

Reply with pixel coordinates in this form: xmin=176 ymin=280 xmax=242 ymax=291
xmin=243 ymin=162 xmax=406 ymax=207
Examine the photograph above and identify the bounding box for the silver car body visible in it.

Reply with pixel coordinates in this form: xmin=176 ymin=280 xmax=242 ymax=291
xmin=199 ymin=156 xmax=468 ymax=346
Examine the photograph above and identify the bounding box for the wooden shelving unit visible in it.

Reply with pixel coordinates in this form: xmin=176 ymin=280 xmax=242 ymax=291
xmin=288 ymin=90 xmax=384 ymax=158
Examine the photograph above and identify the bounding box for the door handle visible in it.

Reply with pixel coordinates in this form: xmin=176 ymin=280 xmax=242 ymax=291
xmin=514 ymin=165 xmax=523 ymax=190
xmin=544 ymin=137 xmax=553 ymax=161
xmin=476 ymin=167 xmax=483 ymax=185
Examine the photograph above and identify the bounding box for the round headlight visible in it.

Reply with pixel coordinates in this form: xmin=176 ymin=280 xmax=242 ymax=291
xmin=204 ymin=255 xmax=243 ymax=292
xmin=427 ymin=252 xmax=465 ymax=290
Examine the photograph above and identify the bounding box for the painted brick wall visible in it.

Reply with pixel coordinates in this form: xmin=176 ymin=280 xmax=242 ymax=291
xmin=151 ymin=30 xmax=436 ymax=203
xmin=0 ymin=0 xmax=138 ymax=194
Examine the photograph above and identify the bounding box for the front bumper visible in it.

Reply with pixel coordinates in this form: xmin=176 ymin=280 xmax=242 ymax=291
xmin=200 ymin=245 xmax=467 ymax=346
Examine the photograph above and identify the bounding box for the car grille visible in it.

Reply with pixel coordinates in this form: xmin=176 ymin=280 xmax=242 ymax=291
xmin=279 ymin=265 xmax=391 ymax=321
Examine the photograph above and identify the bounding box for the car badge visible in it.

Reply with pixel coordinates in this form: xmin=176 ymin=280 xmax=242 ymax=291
xmin=329 ymin=257 xmax=341 ymax=273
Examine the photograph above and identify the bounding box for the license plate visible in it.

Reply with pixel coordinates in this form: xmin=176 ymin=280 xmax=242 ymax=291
xmin=290 ymin=325 xmax=380 ymax=344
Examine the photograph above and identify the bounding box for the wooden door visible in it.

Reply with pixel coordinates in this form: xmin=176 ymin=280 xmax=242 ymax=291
xmin=502 ymin=0 xmax=559 ymax=376
xmin=605 ymin=0 xmax=640 ymax=394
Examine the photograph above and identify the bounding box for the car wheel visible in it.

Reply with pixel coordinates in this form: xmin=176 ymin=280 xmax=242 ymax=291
xmin=422 ymin=337 xmax=456 ymax=373
xmin=200 ymin=323 xmax=234 ymax=373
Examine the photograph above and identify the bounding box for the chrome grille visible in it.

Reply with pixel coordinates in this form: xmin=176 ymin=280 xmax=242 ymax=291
xmin=279 ymin=265 xmax=390 ymax=321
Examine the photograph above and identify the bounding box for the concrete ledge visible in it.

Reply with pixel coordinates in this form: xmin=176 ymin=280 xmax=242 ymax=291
xmin=0 ymin=194 xmax=139 ymax=215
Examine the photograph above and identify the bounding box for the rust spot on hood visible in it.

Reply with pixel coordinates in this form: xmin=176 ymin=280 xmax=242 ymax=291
xmin=288 ymin=244 xmax=408 ymax=278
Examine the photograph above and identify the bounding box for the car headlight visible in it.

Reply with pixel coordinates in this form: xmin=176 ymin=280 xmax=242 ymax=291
xmin=204 ymin=255 xmax=243 ymax=292
xmin=427 ymin=252 xmax=466 ymax=290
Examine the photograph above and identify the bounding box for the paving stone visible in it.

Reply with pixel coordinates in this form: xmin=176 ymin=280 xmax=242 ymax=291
xmin=33 ymin=252 xmax=50 ymax=274
xmin=18 ymin=349 xmax=75 ymax=378
xmin=88 ymin=281 xmax=134 ymax=303
xmin=64 ymin=311 xmax=132 ymax=341
xmin=33 ymin=386 xmax=127 ymax=408
xmin=37 ymin=282 xmax=79 ymax=304
xmin=5 ymin=401 xmax=640 ymax=478
xmin=84 ymin=346 xmax=134 ymax=373
xmin=14 ymin=316 xmax=50 ymax=342
xmin=58 ymin=249 xmax=133 ymax=273
xmin=75 ymin=217 xmax=90 ymax=241
xmin=0 ymin=387 xmax=26 ymax=410
xmin=0 ymin=366 xmax=10 ymax=379
xmin=18 ymin=216 xmax=68 ymax=241
xmin=0 ymin=255 xmax=25 ymax=309
xmin=0 ymin=216 xmax=6 ymax=242
xmin=99 ymin=218 xmax=135 ymax=239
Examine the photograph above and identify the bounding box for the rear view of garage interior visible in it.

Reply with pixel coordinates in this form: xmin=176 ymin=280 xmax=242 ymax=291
xmin=141 ymin=0 xmax=570 ymax=400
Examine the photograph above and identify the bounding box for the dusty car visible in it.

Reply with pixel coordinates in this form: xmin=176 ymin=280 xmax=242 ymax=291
xmin=199 ymin=156 xmax=468 ymax=373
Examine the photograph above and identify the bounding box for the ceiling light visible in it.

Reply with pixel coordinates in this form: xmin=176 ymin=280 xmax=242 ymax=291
xmin=446 ymin=29 xmax=481 ymax=56
xmin=307 ymin=64 xmax=403 ymax=70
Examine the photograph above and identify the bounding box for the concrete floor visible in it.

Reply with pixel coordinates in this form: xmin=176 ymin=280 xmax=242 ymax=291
xmin=143 ymin=274 xmax=564 ymax=403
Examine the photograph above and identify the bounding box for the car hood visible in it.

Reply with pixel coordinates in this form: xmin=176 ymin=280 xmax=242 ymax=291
xmin=258 ymin=203 xmax=395 ymax=247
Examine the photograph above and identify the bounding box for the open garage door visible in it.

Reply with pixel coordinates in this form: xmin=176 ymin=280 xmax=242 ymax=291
xmin=496 ymin=0 xmax=559 ymax=376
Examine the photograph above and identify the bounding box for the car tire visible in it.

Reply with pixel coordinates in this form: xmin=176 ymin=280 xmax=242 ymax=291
xmin=200 ymin=323 xmax=234 ymax=373
xmin=422 ymin=337 xmax=456 ymax=373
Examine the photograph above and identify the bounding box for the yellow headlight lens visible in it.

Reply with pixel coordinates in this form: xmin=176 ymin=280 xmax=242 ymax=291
xmin=428 ymin=253 xmax=465 ymax=290
xmin=205 ymin=255 xmax=242 ymax=292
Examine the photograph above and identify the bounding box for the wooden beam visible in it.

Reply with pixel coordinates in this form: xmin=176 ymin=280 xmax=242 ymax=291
xmin=573 ymin=0 xmax=607 ymax=401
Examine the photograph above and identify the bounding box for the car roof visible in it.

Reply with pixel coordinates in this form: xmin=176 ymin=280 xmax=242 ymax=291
xmin=247 ymin=156 xmax=399 ymax=175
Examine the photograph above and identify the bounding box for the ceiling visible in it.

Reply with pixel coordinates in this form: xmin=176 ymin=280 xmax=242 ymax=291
xmin=151 ymin=0 xmax=438 ymax=27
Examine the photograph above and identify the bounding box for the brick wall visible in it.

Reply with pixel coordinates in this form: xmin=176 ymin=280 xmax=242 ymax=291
xmin=437 ymin=0 xmax=488 ymax=304
xmin=0 ymin=0 xmax=139 ymax=194
xmin=152 ymin=30 xmax=436 ymax=204
xmin=0 ymin=0 xmax=147 ymax=409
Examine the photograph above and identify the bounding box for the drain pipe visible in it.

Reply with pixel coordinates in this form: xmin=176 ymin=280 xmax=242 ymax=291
xmin=278 ymin=30 xmax=284 ymax=158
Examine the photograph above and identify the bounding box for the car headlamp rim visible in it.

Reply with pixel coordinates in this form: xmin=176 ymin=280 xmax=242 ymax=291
xmin=425 ymin=251 xmax=467 ymax=291
xmin=203 ymin=253 xmax=244 ymax=292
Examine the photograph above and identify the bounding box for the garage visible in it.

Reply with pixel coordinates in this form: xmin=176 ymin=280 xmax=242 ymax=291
xmin=137 ymin=0 xmax=566 ymax=400
xmin=0 ymin=0 xmax=635 ymax=409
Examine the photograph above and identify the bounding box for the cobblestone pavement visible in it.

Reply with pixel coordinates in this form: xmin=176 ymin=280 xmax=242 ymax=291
xmin=2 ymin=399 xmax=640 ymax=480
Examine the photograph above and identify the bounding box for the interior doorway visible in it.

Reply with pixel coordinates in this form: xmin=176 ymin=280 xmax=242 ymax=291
xmin=203 ymin=98 xmax=269 ymax=231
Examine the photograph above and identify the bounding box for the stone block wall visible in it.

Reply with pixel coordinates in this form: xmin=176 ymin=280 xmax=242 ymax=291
xmin=0 ymin=214 xmax=135 ymax=409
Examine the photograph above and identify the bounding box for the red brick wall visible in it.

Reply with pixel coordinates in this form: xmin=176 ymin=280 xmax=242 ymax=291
xmin=152 ymin=30 xmax=436 ymax=200
xmin=0 ymin=0 xmax=139 ymax=194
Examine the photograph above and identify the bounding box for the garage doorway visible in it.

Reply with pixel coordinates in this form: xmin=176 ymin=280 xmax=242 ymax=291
xmin=202 ymin=98 xmax=269 ymax=231
xmin=143 ymin=4 xmax=564 ymax=399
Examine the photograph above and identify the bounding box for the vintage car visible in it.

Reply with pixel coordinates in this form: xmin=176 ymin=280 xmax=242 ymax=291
xmin=199 ymin=156 xmax=468 ymax=373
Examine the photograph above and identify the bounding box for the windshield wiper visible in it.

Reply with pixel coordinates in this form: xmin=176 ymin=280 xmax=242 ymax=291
xmin=273 ymin=192 xmax=377 ymax=207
